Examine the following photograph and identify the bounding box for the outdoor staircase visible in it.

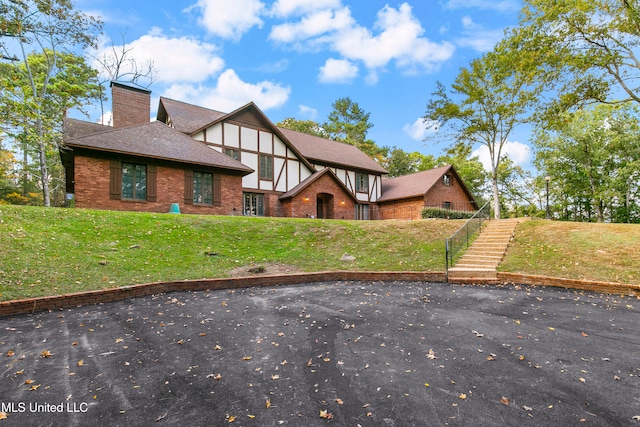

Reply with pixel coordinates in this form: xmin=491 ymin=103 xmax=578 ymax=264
xmin=447 ymin=217 xmax=529 ymax=282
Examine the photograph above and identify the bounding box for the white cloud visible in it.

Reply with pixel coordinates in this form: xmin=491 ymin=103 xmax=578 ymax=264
xmin=94 ymin=29 xmax=225 ymax=85
xmin=442 ymin=0 xmax=520 ymax=12
xmin=269 ymin=2 xmax=454 ymax=81
xmin=297 ymin=104 xmax=318 ymax=119
xmin=269 ymin=7 xmax=353 ymax=43
xmin=318 ymin=58 xmax=358 ymax=83
xmin=333 ymin=4 xmax=455 ymax=72
xmin=270 ymin=0 xmax=342 ymax=18
xmin=403 ymin=117 xmax=438 ymax=141
xmin=473 ymin=141 xmax=531 ymax=171
xmin=189 ymin=0 xmax=265 ymax=40
xmin=456 ymin=16 xmax=505 ymax=52
xmin=164 ymin=69 xmax=290 ymax=113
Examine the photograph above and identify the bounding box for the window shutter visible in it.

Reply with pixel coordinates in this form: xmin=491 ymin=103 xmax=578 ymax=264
xmin=110 ymin=160 xmax=122 ymax=200
xmin=147 ymin=164 xmax=157 ymax=202
xmin=184 ymin=170 xmax=193 ymax=205
xmin=213 ymin=174 xmax=222 ymax=207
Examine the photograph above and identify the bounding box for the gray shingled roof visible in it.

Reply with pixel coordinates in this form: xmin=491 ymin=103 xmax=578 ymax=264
xmin=158 ymin=97 xmax=226 ymax=134
xmin=377 ymin=165 xmax=456 ymax=202
xmin=278 ymin=127 xmax=388 ymax=174
xmin=63 ymin=118 xmax=253 ymax=174
xmin=158 ymin=97 xmax=387 ymax=175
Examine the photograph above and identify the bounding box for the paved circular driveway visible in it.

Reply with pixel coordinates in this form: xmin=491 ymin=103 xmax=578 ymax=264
xmin=1 ymin=281 xmax=639 ymax=426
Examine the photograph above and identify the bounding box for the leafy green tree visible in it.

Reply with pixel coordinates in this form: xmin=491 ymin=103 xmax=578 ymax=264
xmin=383 ymin=147 xmax=435 ymax=178
xmin=323 ymin=97 xmax=382 ymax=159
xmin=276 ymin=118 xmax=328 ymax=138
xmin=534 ymin=104 xmax=640 ymax=222
xmin=502 ymin=0 xmax=640 ymax=123
xmin=424 ymin=51 xmax=538 ymax=218
xmin=0 ymin=0 xmax=102 ymax=206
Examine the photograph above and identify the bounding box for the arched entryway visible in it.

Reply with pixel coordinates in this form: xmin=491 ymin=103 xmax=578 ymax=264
xmin=316 ymin=193 xmax=334 ymax=219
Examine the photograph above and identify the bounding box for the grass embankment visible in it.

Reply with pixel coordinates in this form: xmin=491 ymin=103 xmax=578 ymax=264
xmin=0 ymin=205 xmax=461 ymax=301
xmin=500 ymin=219 xmax=640 ymax=284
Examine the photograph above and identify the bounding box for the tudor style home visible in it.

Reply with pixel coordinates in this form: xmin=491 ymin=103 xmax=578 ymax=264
xmin=61 ymin=81 xmax=477 ymax=220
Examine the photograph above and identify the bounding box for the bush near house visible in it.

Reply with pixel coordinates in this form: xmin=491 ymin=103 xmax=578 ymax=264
xmin=421 ymin=207 xmax=476 ymax=219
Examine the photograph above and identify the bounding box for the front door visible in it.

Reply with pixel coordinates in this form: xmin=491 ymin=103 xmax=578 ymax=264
xmin=317 ymin=197 xmax=324 ymax=219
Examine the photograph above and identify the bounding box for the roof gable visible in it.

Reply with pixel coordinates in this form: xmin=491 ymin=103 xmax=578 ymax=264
xmin=63 ymin=118 xmax=253 ymax=174
xmin=158 ymin=97 xmax=226 ymax=134
xmin=377 ymin=165 xmax=476 ymax=203
xmin=279 ymin=168 xmax=358 ymax=202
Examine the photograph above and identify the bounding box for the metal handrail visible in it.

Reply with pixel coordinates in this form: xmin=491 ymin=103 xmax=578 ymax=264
xmin=445 ymin=201 xmax=491 ymax=279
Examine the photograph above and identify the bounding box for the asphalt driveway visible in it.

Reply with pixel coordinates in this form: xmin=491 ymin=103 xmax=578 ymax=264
xmin=1 ymin=281 xmax=639 ymax=426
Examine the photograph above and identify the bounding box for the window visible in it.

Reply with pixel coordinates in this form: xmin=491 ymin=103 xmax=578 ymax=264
xmin=184 ymin=170 xmax=220 ymax=207
xmin=193 ymin=172 xmax=213 ymax=205
xmin=122 ymin=163 xmax=146 ymax=200
xmin=355 ymin=173 xmax=369 ymax=193
xmin=224 ymin=148 xmax=240 ymax=161
xmin=259 ymin=155 xmax=273 ymax=180
xmin=443 ymin=174 xmax=451 ymax=186
xmin=442 ymin=201 xmax=451 ymax=210
xmin=110 ymin=161 xmax=156 ymax=202
xmin=356 ymin=204 xmax=370 ymax=220
xmin=244 ymin=192 xmax=265 ymax=216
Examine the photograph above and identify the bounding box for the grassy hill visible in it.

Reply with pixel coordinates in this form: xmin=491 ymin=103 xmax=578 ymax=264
xmin=500 ymin=220 xmax=640 ymax=284
xmin=0 ymin=205 xmax=461 ymax=301
xmin=1 ymin=206 xmax=638 ymax=302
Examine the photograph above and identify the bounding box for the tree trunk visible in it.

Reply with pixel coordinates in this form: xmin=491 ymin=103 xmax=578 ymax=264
xmin=492 ymin=173 xmax=501 ymax=219
xmin=36 ymin=118 xmax=50 ymax=207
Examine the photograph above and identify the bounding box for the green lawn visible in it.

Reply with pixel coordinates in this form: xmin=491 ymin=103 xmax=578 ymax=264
xmin=0 ymin=205 xmax=461 ymax=301
xmin=2 ymin=206 xmax=638 ymax=302
xmin=500 ymin=219 xmax=640 ymax=284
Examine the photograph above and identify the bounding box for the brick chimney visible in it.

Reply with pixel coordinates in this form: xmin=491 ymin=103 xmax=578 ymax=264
xmin=110 ymin=81 xmax=151 ymax=128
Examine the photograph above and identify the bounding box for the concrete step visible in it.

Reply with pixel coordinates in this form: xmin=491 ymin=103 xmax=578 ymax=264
xmin=448 ymin=218 xmax=528 ymax=282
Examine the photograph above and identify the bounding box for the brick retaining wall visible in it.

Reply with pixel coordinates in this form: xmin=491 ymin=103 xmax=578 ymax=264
xmin=0 ymin=272 xmax=445 ymax=317
xmin=2 ymin=271 xmax=637 ymax=318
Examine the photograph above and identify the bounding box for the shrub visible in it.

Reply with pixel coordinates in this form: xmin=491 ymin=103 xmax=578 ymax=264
xmin=421 ymin=207 xmax=476 ymax=220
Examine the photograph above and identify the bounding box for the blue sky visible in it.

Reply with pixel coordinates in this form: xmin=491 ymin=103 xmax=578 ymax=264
xmin=77 ymin=0 xmax=532 ymax=171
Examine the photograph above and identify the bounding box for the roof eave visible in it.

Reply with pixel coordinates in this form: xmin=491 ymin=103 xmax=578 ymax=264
xmin=64 ymin=144 xmax=254 ymax=176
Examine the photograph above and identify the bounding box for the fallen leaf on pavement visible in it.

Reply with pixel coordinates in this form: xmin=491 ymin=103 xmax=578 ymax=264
xmin=319 ymin=410 xmax=333 ymax=419
xmin=41 ymin=350 xmax=52 ymax=358
xmin=500 ymin=396 xmax=510 ymax=406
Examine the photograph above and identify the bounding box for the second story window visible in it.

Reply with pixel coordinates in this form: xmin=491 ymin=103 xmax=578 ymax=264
xmin=356 ymin=173 xmax=369 ymax=193
xmin=224 ymin=148 xmax=240 ymax=161
xmin=259 ymin=155 xmax=273 ymax=180
xmin=443 ymin=174 xmax=451 ymax=186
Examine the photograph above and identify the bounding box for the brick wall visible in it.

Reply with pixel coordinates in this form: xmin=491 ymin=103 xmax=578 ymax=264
xmin=73 ymin=156 xmax=243 ymax=215
xmin=111 ymin=83 xmax=151 ymax=128
xmin=285 ymin=173 xmax=356 ymax=219
xmin=425 ymin=177 xmax=475 ymax=209
xmin=3 ymin=271 xmax=638 ymax=317
xmin=0 ymin=271 xmax=447 ymax=317
xmin=377 ymin=196 xmax=424 ymax=220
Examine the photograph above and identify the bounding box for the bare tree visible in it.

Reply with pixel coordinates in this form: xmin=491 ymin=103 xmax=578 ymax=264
xmin=92 ymin=31 xmax=158 ymax=125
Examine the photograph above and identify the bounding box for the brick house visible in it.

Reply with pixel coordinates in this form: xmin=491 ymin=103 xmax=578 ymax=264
xmin=61 ymin=81 xmax=477 ymax=220
xmin=376 ymin=166 xmax=478 ymax=220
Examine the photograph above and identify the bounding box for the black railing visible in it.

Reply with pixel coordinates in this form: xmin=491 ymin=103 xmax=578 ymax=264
xmin=444 ymin=201 xmax=491 ymax=278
